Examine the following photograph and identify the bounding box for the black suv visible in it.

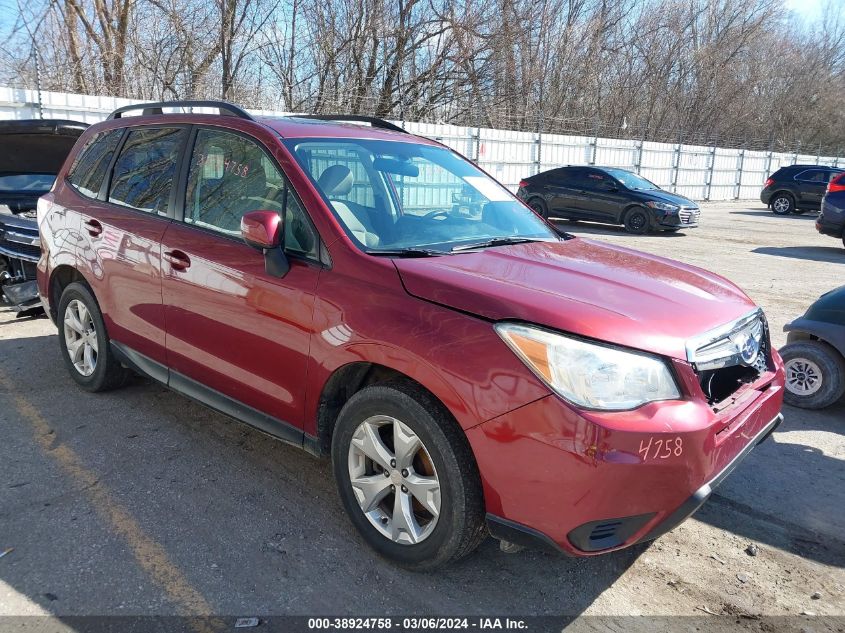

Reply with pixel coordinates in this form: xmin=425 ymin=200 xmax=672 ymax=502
xmin=517 ymin=166 xmax=700 ymax=234
xmin=0 ymin=119 xmax=87 ymax=312
xmin=760 ymin=164 xmax=844 ymax=215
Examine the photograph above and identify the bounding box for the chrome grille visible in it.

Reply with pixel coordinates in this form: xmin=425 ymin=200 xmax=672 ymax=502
xmin=686 ymin=310 xmax=769 ymax=371
xmin=679 ymin=207 xmax=700 ymax=224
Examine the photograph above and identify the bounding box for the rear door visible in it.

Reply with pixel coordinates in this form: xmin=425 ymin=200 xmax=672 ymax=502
xmin=794 ymin=169 xmax=829 ymax=208
xmin=160 ymin=127 xmax=323 ymax=431
xmin=545 ymin=168 xmax=587 ymax=218
xmin=73 ymin=125 xmax=186 ymax=368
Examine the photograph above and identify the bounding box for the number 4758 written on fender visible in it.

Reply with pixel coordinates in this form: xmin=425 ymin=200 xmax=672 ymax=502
xmin=638 ymin=436 xmax=683 ymax=460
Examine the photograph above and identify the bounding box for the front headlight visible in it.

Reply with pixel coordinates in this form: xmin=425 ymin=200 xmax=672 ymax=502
xmin=646 ymin=201 xmax=679 ymax=212
xmin=495 ymin=323 xmax=681 ymax=410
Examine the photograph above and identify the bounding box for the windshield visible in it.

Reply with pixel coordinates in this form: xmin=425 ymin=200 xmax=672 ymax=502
xmin=0 ymin=173 xmax=56 ymax=192
xmin=604 ymin=169 xmax=659 ymax=191
xmin=284 ymin=138 xmax=557 ymax=253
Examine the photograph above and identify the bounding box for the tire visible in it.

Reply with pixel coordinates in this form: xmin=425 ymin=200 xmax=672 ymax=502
xmin=57 ymin=282 xmax=131 ymax=392
xmin=780 ymin=340 xmax=845 ymax=409
xmin=623 ymin=207 xmax=651 ymax=234
xmin=331 ymin=381 xmax=485 ymax=570
xmin=770 ymin=194 xmax=794 ymax=215
xmin=528 ymin=198 xmax=548 ymax=220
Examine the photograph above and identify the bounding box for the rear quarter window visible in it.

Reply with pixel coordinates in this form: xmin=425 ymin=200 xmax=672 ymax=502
xmin=67 ymin=129 xmax=123 ymax=198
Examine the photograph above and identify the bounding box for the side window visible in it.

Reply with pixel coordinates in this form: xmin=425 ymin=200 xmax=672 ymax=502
xmin=582 ymin=170 xmax=612 ymax=189
xmin=108 ymin=127 xmax=185 ymax=214
xmin=67 ymin=129 xmax=123 ymax=198
xmin=185 ymin=129 xmax=319 ymax=259
xmin=827 ymin=171 xmax=842 ymax=182
xmin=795 ymin=169 xmax=826 ymax=183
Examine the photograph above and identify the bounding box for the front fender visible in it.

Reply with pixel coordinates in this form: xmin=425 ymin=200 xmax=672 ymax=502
xmin=784 ymin=318 xmax=845 ymax=358
xmin=303 ymin=262 xmax=551 ymax=438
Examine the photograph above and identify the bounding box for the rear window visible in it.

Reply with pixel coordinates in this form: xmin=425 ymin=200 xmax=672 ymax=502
xmin=67 ymin=129 xmax=123 ymax=198
xmin=108 ymin=127 xmax=186 ymax=214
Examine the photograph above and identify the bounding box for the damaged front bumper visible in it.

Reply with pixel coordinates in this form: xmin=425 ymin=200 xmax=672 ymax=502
xmin=0 ymin=210 xmax=43 ymax=312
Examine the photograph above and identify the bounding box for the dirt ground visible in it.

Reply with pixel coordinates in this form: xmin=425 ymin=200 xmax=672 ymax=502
xmin=0 ymin=201 xmax=842 ymax=630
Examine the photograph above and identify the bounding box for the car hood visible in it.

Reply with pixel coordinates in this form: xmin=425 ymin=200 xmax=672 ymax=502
xmin=0 ymin=119 xmax=87 ymax=176
xmin=638 ymin=189 xmax=697 ymax=208
xmin=394 ymin=238 xmax=757 ymax=360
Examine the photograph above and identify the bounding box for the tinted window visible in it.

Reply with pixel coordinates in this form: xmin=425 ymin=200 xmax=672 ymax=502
xmin=556 ymin=168 xmax=591 ymax=188
xmin=68 ymin=129 xmax=123 ymax=198
xmin=108 ymin=127 xmax=185 ymax=213
xmin=185 ymin=129 xmax=319 ymax=258
xmin=582 ymin=170 xmax=615 ymax=190
xmin=0 ymin=174 xmax=56 ymax=192
xmin=795 ymin=169 xmax=826 ymax=182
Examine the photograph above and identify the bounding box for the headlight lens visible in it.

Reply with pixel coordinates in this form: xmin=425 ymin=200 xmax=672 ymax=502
xmin=646 ymin=201 xmax=679 ymax=212
xmin=496 ymin=323 xmax=681 ymax=410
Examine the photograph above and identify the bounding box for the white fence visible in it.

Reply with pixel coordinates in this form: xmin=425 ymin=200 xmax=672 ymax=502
xmin=2 ymin=86 xmax=842 ymax=202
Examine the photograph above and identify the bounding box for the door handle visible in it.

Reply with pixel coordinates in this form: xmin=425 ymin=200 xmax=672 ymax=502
xmin=84 ymin=219 xmax=103 ymax=237
xmin=163 ymin=249 xmax=191 ymax=271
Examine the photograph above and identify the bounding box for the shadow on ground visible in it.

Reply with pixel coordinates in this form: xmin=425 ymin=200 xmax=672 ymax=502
xmin=751 ymin=246 xmax=844 ymax=264
xmin=0 ymin=332 xmax=641 ymax=617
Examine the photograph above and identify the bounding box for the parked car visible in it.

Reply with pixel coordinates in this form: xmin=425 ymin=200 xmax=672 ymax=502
xmin=0 ymin=119 xmax=88 ymax=313
xmin=780 ymin=286 xmax=845 ymax=409
xmin=760 ymin=164 xmax=844 ymax=215
xmin=38 ymin=101 xmax=784 ymax=569
xmin=516 ymin=166 xmax=700 ymax=234
xmin=816 ymin=171 xmax=845 ymax=248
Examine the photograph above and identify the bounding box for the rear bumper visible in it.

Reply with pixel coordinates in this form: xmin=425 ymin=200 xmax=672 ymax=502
xmin=815 ymin=216 xmax=843 ymax=238
xmin=472 ymin=358 xmax=785 ymax=556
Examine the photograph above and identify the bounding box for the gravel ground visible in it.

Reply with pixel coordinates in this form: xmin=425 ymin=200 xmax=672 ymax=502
xmin=0 ymin=201 xmax=842 ymax=630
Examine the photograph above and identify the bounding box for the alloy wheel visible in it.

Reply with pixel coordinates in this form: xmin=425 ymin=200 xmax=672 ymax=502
xmin=347 ymin=415 xmax=441 ymax=545
xmin=63 ymin=299 xmax=98 ymax=377
xmin=785 ymin=358 xmax=823 ymax=396
xmin=772 ymin=197 xmax=791 ymax=214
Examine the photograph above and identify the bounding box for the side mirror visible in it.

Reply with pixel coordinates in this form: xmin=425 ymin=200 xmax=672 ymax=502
xmin=241 ymin=210 xmax=282 ymax=249
xmin=240 ymin=210 xmax=289 ymax=277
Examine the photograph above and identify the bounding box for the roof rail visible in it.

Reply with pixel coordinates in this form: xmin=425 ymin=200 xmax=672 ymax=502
xmin=107 ymin=100 xmax=254 ymax=121
xmin=291 ymin=114 xmax=407 ymax=134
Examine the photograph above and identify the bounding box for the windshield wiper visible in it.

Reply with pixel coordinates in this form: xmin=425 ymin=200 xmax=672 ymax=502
xmin=367 ymin=247 xmax=448 ymax=258
xmin=450 ymin=237 xmax=546 ymax=252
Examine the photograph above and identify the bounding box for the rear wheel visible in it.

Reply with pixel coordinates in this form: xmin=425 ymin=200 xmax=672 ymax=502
xmin=623 ymin=207 xmax=651 ymax=234
xmin=780 ymin=341 xmax=845 ymax=409
xmin=331 ymin=381 xmax=485 ymax=570
xmin=771 ymin=194 xmax=794 ymax=215
xmin=58 ymin=282 xmax=131 ymax=392
xmin=528 ymin=198 xmax=548 ymax=219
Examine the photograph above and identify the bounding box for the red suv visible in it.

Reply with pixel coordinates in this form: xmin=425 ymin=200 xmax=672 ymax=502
xmin=36 ymin=101 xmax=785 ymax=569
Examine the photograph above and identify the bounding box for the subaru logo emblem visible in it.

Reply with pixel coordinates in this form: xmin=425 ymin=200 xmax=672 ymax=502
xmin=732 ymin=331 xmax=759 ymax=365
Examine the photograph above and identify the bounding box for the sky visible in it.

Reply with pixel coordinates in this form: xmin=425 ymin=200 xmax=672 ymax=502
xmin=785 ymin=0 xmax=823 ymax=21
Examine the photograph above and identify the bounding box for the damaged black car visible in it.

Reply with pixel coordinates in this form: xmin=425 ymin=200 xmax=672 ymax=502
xmin=0 ymin=119 xmax=87 ymax=314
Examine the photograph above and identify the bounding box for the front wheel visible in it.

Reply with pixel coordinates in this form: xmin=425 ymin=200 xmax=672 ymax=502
xmin=780 ymin=340 xmax=845 ymax=409
xmin=331 ymin=382 xmax=485 ymax=570
xmin=623 ymin=207 xmax=651 ymax=234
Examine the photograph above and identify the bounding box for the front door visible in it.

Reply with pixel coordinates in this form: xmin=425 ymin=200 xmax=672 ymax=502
xmin=161 ymin=127 xmax=323 ymax=430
